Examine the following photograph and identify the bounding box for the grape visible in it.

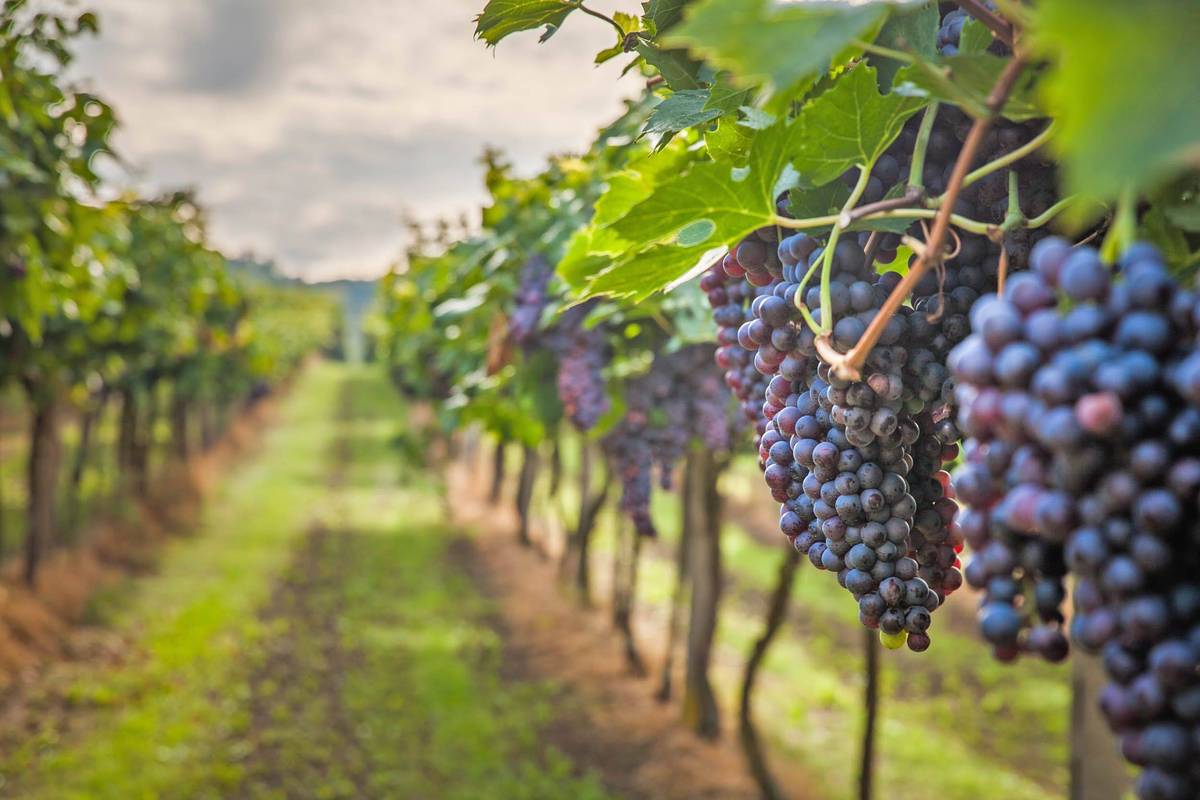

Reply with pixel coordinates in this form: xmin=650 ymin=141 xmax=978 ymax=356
xmin=604 ymin=344 xmax=739 ymax=537
xmin=555 ymin=312 xmax=610 ymax=432
xmin=508 ymin=255 xmax=554 ymax=344
xmin=952 ymin=239 xmax=1200 ymax=798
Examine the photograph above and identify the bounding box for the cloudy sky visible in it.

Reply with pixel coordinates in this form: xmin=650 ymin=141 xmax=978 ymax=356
xmin=70 ymin=1 xmax=640 ymax=281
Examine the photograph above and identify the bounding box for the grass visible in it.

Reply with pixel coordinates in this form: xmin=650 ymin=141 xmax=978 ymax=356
xmin=1 ymin=362 xmax=612 ymax=800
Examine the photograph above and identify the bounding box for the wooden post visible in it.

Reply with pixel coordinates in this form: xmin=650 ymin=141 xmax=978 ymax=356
xmin=489 ymin=438 xmax=507 ymax=503
xmin=1070 ymin=651 xmax=1129 ymax=800
xmin=25 ymin=396 xmax=61 ymax=585
xmin=860 ymin=630 xmax=880 ymax=800
xmin=739 ymin=548 xmax=800 ymax=799
xmin=657 ymin=468 xmax=695 ymax=702
xmin=515 ymin=443 xmax=539 ymax=546
xmin=683 ymin=446 xmax=723 ymax=739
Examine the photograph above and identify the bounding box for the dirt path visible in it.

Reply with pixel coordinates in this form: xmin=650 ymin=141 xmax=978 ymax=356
xmin=235 ymin=384 xmax=373 ymax=796
xmin=448 ymin=464 xmax=787 ymax=800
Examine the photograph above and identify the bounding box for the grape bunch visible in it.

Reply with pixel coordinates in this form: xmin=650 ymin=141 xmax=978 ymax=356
xmin=721 ymin=227 xmax=979 ymax=652
xmin=508 ymin=254 xmax=554 ymax=345
xmin=702 ymin=234 xmax=780 ymax=435
xmin=552 ymin=303 xmax=610 ymax=432
xmin=950 ymin=239 xmax=1200 ymax=799
xmin=603 ymin=344 xmax=736 ymax=537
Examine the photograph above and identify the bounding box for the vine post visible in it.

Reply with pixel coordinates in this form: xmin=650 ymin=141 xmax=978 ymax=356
xmin=682 ymin=444 xmax=724 ymax=739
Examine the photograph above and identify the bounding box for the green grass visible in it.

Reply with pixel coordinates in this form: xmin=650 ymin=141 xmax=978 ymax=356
xmin=1 ymin=363 xmax=612 ymax=800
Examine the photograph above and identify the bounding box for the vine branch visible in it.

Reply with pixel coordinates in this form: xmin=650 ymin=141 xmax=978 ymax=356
xmin=821 ymin=54 xmax=1029 ymax=380
xmin=844 ymin=187 xmax=926 ymax=225
xmin=574 ymin=2 xmax=627 ymax=40
xmin=956 ymin=0 xmax=1015 ymax=48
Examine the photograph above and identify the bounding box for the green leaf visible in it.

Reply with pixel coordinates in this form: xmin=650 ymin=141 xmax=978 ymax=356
xmin=958 ymin=17 xmax=993 ymax=54
xmin=559 ymin=226 xmax=623 ymax=289
xmin=1147 ymin=174 xmax=1200 ymax=234
xmin=1140 ymin=205 xmax=1193 ymax=271
xmin=704 ymin=117 xmax=753 ymax=163
xmin=594 ymin=11 xmax=642 ymax=63
xmin=894 ymin=55 xmax=1041 ymax=120
xmin=703 ymin=74 xmax=752 ymax=115
xmin=576 ymin=121 xmax=806 ymax=300
xmin=1034 ymin=0 xmax=1200 ymax=201
xmin=787 ymin=181 xmax=850 ymax=231
xmin=474 ymin=0 xmax=575 ymax=46
xmin=643 ymin=89 xmax=721 ymax=144
xmin=643 ymin=0 xmax=690 ymax=33
xmin=610 ymin=120 xmax=797 ymax=246
xmin=872 ymin=1 xmax=938 ymax=89
xmin=790 ymin=63 xmax=926 ymax=187
xmin=662 ymin=0 xmax=887 ymax=95
xmin=636 ymin=42 xmax=702 ymax=90
xmin=1165 ymin=203 xmax=1200 ymax=234
xmin=584 ymin=242 xmax=723 ymax=301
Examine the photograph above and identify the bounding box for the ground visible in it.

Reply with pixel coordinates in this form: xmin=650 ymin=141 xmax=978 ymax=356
xmin=0 ymin=363 xmax=771 ymax=800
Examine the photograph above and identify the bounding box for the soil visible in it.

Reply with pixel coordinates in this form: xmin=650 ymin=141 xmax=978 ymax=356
xmin=447 ymin=459 xmax=813 ymax=800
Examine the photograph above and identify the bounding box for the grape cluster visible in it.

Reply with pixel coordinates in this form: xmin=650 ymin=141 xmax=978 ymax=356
xmin=603 ymin=344 xmax=735 ymax=537
xmin=508 ymin=254 xmax=554 ymax=345
xmin=702 ymin=234 xmax=776 ymax=434
xmin=710 ymin=226 xmax=978 ymax=651
xmin=951 ymin=239 xmax=1200 ymax=799
xmin=552 ymin=314 xmax=609 ymax=434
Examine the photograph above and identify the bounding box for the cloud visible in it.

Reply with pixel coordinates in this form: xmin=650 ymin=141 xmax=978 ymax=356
xmin=176 ymin=0 xmax=283 ymax=93
xmin=68 ymin=0 xmax=641 ymax=281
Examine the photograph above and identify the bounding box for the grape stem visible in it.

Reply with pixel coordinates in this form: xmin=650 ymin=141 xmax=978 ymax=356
xmin=820 ymin=54 xmax=1029 ymax=381
xmin=908 ymin=103 xmax=940 ymax=191
xmin=1100 ymin=186 xmax=1138 ymax=263
xmin=999 ymin=169 xmax=1022 ymax=235
xmin=773 ymin=206 xmax=997 ymax=235
xmin=960 ymin=123 xmax=1055 ymax=191
xmin=1026 ymin=196 xmax=1077 ymax=229
xmin=816 ymin=166 xmax=875 ymax=334
xmin=844 ymin=188 xmax=926 ymax=225
xmin=854 ymin=40 xmax=917 ymax=65
xmin=956 ymin=0 xmax=1015 ymax=48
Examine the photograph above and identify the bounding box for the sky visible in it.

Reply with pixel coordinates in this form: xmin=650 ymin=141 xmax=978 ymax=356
xmin=70 ymin=0 xmax=640 ymax=281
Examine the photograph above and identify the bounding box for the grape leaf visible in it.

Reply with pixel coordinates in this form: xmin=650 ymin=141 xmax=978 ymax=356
xmin=703 ymin=75 xmax=752 ymax=116
xmin=704 ymin=117 xmax=753 ymax=163
xmin=872 ymin=0 xmax=939 ymax=89
xmin=643 ymin=90 xmax=721 ymax=140
xmin=894 ymin=55 xmax=1041 ymax=121
xmin=642 ymin=0 xmax=690 ymax=33
xmin=787 ymin=181 xmax=850 ymax=232
xmin=636 ymin=42 xmax=702 ymax=90
xmin=1166 ymin=203 xmax=1200 ymax=234
xmin=584 ymin=241 xmax=723 ymax=300
xmin=559 ymin=225 xmax=621 ymax=289
xmin=1140 ymin=205 xmax=1193 ymax=271
xmin=661 ymin=0 xmax=888 ymax=95
xmin=790 ymin=63 xmax=926 ymax=187
xmin=958 ymin=17 xmax=993 ymax=54
xmin=609 ymin=120 xmax=800 ymax=246
xmin=1034 ymin=0 xmax=1200 ymax=201
xmin=594 ymin=11 xmax=643 ymax=64
xmin=474 ymin=0 xmax=575 ymax=45
xmin=575 ymin=121 xmax=806 ymax=300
